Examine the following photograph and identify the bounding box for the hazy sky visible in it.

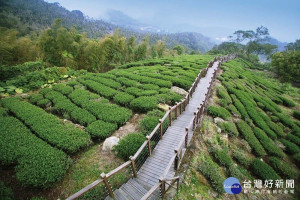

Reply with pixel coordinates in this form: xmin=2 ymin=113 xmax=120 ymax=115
xmin=46 ymin=0 xmax=300 ymax=42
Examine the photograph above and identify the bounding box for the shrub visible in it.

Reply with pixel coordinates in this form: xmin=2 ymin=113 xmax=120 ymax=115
xmin=253 ymin=127 xmax=285 ymax=158
xmin=280 ymin=96 xmax=296 ymax=107
xmin=211 ymin=148 xmax=232 ymax=168
xmin=236 ymin=120 xmax=266 ymax=157
xmin=217 ymin=86 xmax=232 ymax=106
xmin=140 ymin=90 xmax=159 ymax=96
xmin=232 ymin=150 xmax=252 ymax=167
xmin=0 ymin=116 xmax=71 ymax=188
xmin=227 ymin=104 xmax=241 ymax=117
xmin=140 ymin=116 xmax=160 ymax=135
xmin=0 ymin=181 xmax=14 ymax=200
xmin=230 ymin=94 xmax=249 ymax=119
xmin=116 ymin=77 xmax=139 ymax=87
xmin=36 ymin=99 xmax=51 ymax=108
xmin=197 ymin=154 xmax=225 ymax=193
xmin=113 ymin=92 xmax=135 ymax=107
xmin=286 ymin=134 xmax=300 ymax=146
xmin=269 ymin=157 xmax=298 ymax=179
xmin=218 ymin=122 xmax=238 ymax=136
xmin=280 ymin=139 xmax=300 ymax=154
xmin=29 ymin=94 xmax=44 ymax=104
xmin=207 ymin=106 xmax=231 ymax=120
xmin=294 ymin=153 xmax=300 ymax=168
xmin=1 ymin=98 xmax=91 ymax=153
xmin=79 ymin=79 xmax=118 ymax=99
xmin=125 ymin=87 xmax=144 ymax=97
xmin=85 ymin=102 xmax=132 ymax=126
xmin=86 ymin=76 xmax=121 ymax=89
xmin=114 ymin=133 xmax=145 ymax=160
xmin=251 ymin=159 xmax=280 ymax=180
xmin=140 ymin=84 xmax=160 ymax=90
xmin=130 ymin=96 xmax=158 ymax=112
xmin=293 ymin=110 xmax=300 ymax=120
xmin=52 ymin=84 xmax=73 ymax=95
xmin=70 ymin=109 xmax=97 ymax=127
xmin=86 ymin=121 xmax=117 ymax=139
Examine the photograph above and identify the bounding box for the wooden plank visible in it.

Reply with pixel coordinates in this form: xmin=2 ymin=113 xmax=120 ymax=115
xmin=121 ymin=184 xmax=143 ymax=200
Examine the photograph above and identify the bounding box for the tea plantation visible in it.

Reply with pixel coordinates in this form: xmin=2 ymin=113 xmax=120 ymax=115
xmin=0 ymin=55 xmax=214 ymax=190
xmin=176 ymin=58 xmax=300 ymax=199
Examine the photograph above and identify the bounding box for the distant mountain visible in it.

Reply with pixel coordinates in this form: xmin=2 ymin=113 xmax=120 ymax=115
xmin=105 ymin=9 xmax=162 ymax=33
xmin=262 ymin=37 xmax=288 ymax=52
xmin=0 ymin=0 xmax=214 ymax=52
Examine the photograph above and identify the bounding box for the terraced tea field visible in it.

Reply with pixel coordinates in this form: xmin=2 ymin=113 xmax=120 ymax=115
xmin=176 ymin=58 xmax=300 ymax=199
xmin=0 ymin=55 xmax=214 ymax=198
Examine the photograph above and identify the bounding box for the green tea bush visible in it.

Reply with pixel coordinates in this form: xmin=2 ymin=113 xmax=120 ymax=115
xmin=218 ymin=122 xmax=239 ymax=136
xmin=36 ymin=99 xmax=51 ymax=108
xmin=125 ymin=87 xmax=144 ymax=97
xmin=130 ymin=96 xmax=158 ymax=112
xmin=294 ymin=153 xmax=300 ymax=168
xmin=114 ymin=133 xmax=145 ymax=160
xmin=0 ymin=116 xmax=71 ymax=188
xmin=116 ymin=77 xmax=139 ymax=87
xmin=280 ymin=139 xmax=300 ymax=154
xmin=253 ymin=127 xmax=285 ymax=158
xmin=207 ymin=106 xmax=231 ymax=120
xmin=85 ymin=102 xmax=132 ymax=125
xmin=269 ymin=157 xmax=298 ymax=179
xmin=258 ymin=111 xmax=284 ymax=137
xmin=140 ymin=90 xmax=159 ymax=96
xmin=29 ymin=94 xmax=44 ymax=104
xmin=286 ymin=134 xmax=300 ymax=146
xmin=227 ymin=104 xmax=241 ymax=117
xmin=86 ymin=76 xmax=121 ymax=89
xmin=236 ymin=120 xmax=266 ymax=157
xmin=52 ymin=84 xmax=73 ymax=95
xmin=140 ymin=84 xmax=160 ymax=90
xmin=217 ymin=86 xmax=232 ymax=106
xmin=280 ymin=97 xmax=296 ymax=107
xmin=230 ymin=94 xmax=249 ymax=119
xmin=113 ymin=92 xmax=135 ymax=107
xmin=79 ymin=79 xmax=117 ymax=99
xmin=232 ymin=150 xmax=252 ymax=167
xmin=211 ymin=148 xmax=232 ymax=168
xmin=293 ymin=110 xmax=300 ymax=120
xmin=70 ymin=109 xmax=97 ymax=127
xmin=197 ymin=154 xmax=225 ymax=193
xmin=1 ymin=98 xmax=91 ymax=153
xmin=86 ymin=120 xmax=117 ymax=139
xmin=0 ymin=181 xmax=14 ymax=200
xmin=251 ymin=159 xmax=280 ymax=180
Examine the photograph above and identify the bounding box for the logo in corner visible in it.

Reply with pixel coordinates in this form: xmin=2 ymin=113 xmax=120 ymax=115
xmin=223 ymin=177 xmax=242 ymax=194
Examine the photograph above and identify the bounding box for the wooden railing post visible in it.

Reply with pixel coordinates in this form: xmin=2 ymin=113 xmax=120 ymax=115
xmin=197 ymin=107 xmax=200 ymax=123
xmin=185 ymin=128 xmax=188 ymax=147
xmin=193 ymin=112 xmax=196 ymax=130
xmin=179 ymin=101 xmax=182 ymax=114
xmin=101 ymin=173 xmax=114 ymax=198
xmin=130 ymin=156 xmax=137 ymax=178
xmin=159 ymin=119 xmax=163 ymax=139
xmin=174 ymin=150 xmax=179 ymax=170
xmin=183 ymin=98 xmax=186 ymax=110
xmin=160 ymin=179 xmax=166 ymax=199
xmin=175 ymin=103 xmax=178 ymax=119
xmin=168 ymin=106 xmax=172 ymax=126
xmin=146 ymin=136 xmax=152 ymax=156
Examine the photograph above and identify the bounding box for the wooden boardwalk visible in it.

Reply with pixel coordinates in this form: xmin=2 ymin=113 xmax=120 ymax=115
xmin=105 ymin=61 xmax=220 ymax=200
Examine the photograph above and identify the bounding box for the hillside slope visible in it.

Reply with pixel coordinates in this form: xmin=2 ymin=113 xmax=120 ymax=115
xmin=0 ymin=0 xmax=214 ymax=52
xmin=176 ymin=58 xmax=300 ymax=199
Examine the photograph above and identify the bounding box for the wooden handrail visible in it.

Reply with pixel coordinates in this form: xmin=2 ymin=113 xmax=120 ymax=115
xmin=66 ymin=179 xmax=104 ymax=200
xmin=107 ymin=161 xmax=131 ymax=178
xmin=148 ymin=123 xmax=161 ymax=138
xmin=162 ymin=154 xmax=177 ymax=179
xmin=132 ymin=141 xmax=148 ymax=160
xmin=140 ymin=182 xmax=161 ymax=200
xmin=161 ymin=110 xmax=170 ymax=122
